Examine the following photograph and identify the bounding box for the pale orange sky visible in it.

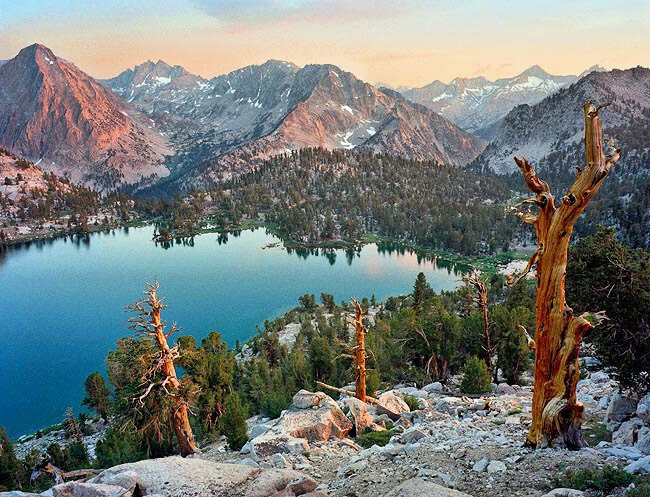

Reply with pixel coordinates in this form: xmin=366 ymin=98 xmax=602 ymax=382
xmin=1 ymin=0 xmax=648 ymax=87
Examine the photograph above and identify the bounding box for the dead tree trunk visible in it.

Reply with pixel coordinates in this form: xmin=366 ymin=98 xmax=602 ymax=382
xmin=465 ymin=271 xmax=493 ymax=378
xmin=129 ymin=281 xmax=198 ymax=456
xmin=508 ymin=102 xmax=620 ymax=449
xmin=351 ymin=298 xmax=367 ymax=402
xmin=325 ymin=298 xmax=370 ymax=403
xmin=64 ymin=407 xmax=83 ymax=444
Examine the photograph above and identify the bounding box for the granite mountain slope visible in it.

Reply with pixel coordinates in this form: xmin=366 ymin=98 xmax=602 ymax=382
xmin=472 ymin=66 xmax=650 ymax=248
xmin=102 ymin=60 xmax=486 ymax=191
xmin=0 ymin=44 xmax=170 ymax=191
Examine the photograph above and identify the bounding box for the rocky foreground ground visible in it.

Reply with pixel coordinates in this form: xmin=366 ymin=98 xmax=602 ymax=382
xmin=5 ymin=365 xmax=650 ymax=497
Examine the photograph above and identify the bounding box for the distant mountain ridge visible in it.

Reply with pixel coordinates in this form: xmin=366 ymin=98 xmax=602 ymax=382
xmin=101 ymin=58 xmax=486 ymax=191
xmin=471 ymin=66 xmax=650 ymax=248
xmin=400 ymin=65 xmax=604 ymax=139
xmin=0 ymin=44 xmax=170 ymax=191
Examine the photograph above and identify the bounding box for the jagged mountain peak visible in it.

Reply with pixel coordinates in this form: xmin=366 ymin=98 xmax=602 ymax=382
xmin=518 ymin=64 xmax=551 ymax=78
xmin=259 ymin=59 xmax=299 ymax=71
xmin=578 ymin=64 xmax=606 ymax=79
xmin=450 ymin=75 xmax=490 ymax=87
xmin=400 ymin=65 xmax=598 ymax=139
xmin=472 ymin=66 xmax=650 ymax=175
xmin=0 ymin=44 xmax=170 ymax=190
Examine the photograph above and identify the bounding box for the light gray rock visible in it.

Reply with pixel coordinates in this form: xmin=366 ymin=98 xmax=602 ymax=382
xmin=607 ymin=393 xmax=638 ymax=424
xmin=291 ymin=390 xmax=330 ymax=409
xmin=250 ymin=390 xmax=352 ymax=460
xmin=581 ymin=356 xmax=601 ymax=369
xmin=602 ymin=447 xmax=643 ymax=460
xmin=496 ymin=383 xmax=516 ymax=395
xmin=541 ymin=489 xmax=585 ymax=497
xmin=250 ymin=433 xmax=310 ymax=461
xmin=487 ymin=460 xmax=507 ymax=473
xmin=625 ymin=455 xmax=650 ymax=475
xmin=269 ymin=453 xmax=292 ymax=469
xmin=472 ymin=458 xmax=489 ymax=472
xmin=376 ymin=391 xmax=410 ymax=420
xmin=337 ymin=459 xmax=368 ymax=476
xmin=342 ymin=397 xmax=373 ymax=435
xmin=589 ymin=371 xmax=609 ymax=384
xmin=250 ymin=424 xmax=272 ymax=439
xmin=0 ymin=493 xmax=43 ymax=497
xmin=598 ymin=396 xmax=610 ymax=409
xmin=402 ymin=427 xmax=428 ymax=444
xmin=637 ymin=426 xmax=650 ymax=455
xmin=51 ymin=482 xmax=128 ymax=497
xmin=386 ymin=478 xmax=473 ymax=496
xmin=637 ymin=394 xmax=650 ymax=425
xmin=423 ymin=382 xmax=444 ymax=394
xmin=280 ymin=391 xmax=352 ymax=441
xmin=91 ymin=456 xmax=319 ymax=497
xmin=613 ymin=418 xmax=644 ymax=446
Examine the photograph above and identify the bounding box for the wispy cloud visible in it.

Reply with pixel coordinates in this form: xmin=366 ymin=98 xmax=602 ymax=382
xmin=190 ymin=0 xmax=421 ymax=23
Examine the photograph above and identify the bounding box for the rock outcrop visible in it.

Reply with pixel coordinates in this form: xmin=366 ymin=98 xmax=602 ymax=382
xmin=246 ymin=390 xmax=352 ymax=461
xmin=89 ymin=456 xmax=321 ymax=497
xmin=386 ymin=478 xmax=473 ymax=497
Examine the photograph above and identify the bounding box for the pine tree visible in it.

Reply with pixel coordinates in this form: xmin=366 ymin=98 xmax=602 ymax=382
xmin=0 ymin=427 xmax=25 ymax=491
xmin=221 ymin=394 xmax=249 ymax=451
xmin=82 ymin=371 xmax=111 ymax=421
xmin=412 ymin=272 xmax=433 ymax=312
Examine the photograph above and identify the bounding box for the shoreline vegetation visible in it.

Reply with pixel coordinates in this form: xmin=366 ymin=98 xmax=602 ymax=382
xmin=3 ymin=215 xmax=532 ymax=276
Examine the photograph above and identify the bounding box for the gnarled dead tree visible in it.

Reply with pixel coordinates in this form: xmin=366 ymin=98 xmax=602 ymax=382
xmin=317 ymin=298 xmax=374 ymax=404
xmin=508 ymin=101 xmax=620 ymax=449
xmin=351 ymin=298 xmax=368 ymax=402
xmin=30 ymin=457 xmax=100 ymax=486
xmin=127 ymin=281 xmax=198 ymax=456
xmin=63 ymin=407 xmax=83 ymax=444
xmin=464 ymin=270 xmax=493 ymax=378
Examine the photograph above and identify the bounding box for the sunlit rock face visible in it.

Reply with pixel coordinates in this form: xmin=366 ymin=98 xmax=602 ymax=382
xmin=0 ymin=44 xmax=170 ymax=191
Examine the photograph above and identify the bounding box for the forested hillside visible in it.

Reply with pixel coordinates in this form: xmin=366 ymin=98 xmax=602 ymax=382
xmin=143 ymin=148 xmax=521 ymax=256
xmin=0 ymin=147 xmax=134 ymax=242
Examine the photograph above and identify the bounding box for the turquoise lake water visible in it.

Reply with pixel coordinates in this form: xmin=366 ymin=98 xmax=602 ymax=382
xmin=0 ymin=226 xmax=466 ymax=438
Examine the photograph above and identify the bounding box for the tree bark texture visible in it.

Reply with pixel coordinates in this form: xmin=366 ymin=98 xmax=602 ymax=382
xmin=508 ymin=102 xmax=620 ymax=448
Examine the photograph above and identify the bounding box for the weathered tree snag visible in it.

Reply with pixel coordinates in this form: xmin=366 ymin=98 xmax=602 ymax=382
xmin=128 ymin=281 xmax=198 ymax=456
xmin=30 ymin=458 xmax=101 ymax=485
xmin=465 ymin=270 xmax=493 ymax=378
xmin=321 ymin=298 xmax=371 ymax=403
xmin=508 ymin=102 xmax=620 ymax=449
xmin=64 ymin=407 xmax=83 ymax=444
xmin=351 ymin=298 xmax=368 ymax=402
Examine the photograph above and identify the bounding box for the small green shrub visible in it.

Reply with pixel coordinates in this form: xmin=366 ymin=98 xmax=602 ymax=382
xmin=221 ymin=393 xmax=250 ymax=451
xmin=366 ymin=370 xmax=380 ymax=398
xmin=626 ymin=482 xmax=650 ymax=497
xmin=552 ymin=466 xmax=638 ymax=492
xmin=356 ymin=429 xmax=395 ymax=448
xmin=95 ymin=428 xmax=147 ymax=468
xmin=507 ymin=407 xmax=523 ymax=415
xmin=460 ymin=356 xmax=492 ymax=394
xmin=403 ymin=394 xmax=419 ymax=411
